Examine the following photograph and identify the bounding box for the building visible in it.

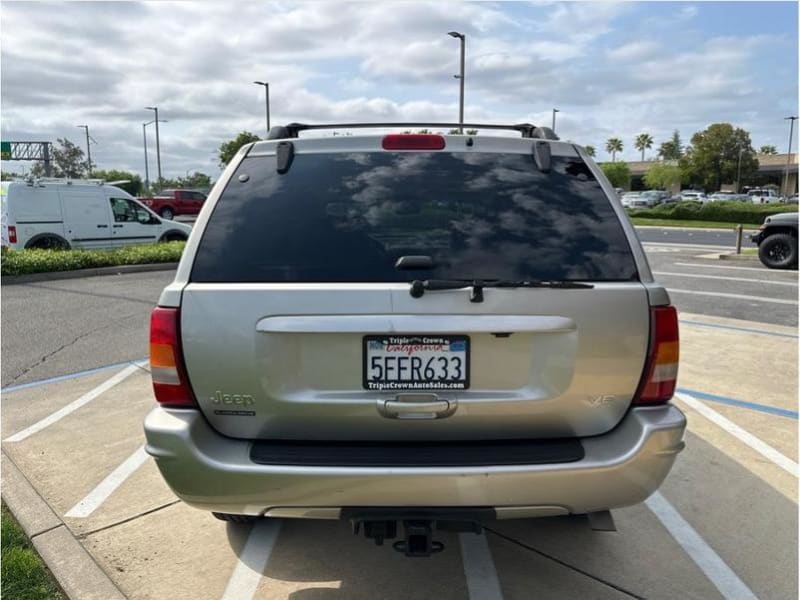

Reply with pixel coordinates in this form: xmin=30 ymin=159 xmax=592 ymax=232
xmin=611 ymin=153 xmax=798 ymax=194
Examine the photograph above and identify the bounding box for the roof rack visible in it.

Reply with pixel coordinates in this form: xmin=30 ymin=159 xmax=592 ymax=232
xmin=266 ymin=122 xmax=559 ymax=141
xmin=27 ymin=177 xmax=108 ymax=185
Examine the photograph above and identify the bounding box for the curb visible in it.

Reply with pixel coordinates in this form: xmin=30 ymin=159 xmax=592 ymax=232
xmin=1 ymin=451 xmax=127 ymax=600
xmin=1 ymin=262 xmax=178 ymax=285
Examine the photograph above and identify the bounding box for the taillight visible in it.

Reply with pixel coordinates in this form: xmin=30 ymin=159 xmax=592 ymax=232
xmin=633 ymin=306 xmax=679 ymax=405
xmin=149 ymin=307 xmax=197 ymax=407
xmin=382 ymin=134 xmax=446 ymax=151
xmin=8 ymin=226 xmax=17 ymax=244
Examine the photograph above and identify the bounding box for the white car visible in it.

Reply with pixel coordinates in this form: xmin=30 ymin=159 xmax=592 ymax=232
xmin=620 ymin=192 xmax=649 ymax=208
xmin=1 ymin=179 xmax=191 ymax=250
xmin=679 ymin=190 xmax=707 ymax=202
xmin=747 ymin=188 xmax=782 ymax=205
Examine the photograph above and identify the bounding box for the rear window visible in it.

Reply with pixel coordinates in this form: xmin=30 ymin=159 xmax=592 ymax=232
xmin=190 ymin=152 xmax=638 ymax=283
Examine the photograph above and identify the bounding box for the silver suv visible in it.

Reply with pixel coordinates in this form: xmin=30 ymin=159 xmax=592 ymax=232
xmin=144 ymin=122 xmax=685 ymax=556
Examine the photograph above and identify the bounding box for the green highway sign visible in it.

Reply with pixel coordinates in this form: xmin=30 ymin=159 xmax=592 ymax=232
xmin=0 ymin=141 xmax=11 ymax=160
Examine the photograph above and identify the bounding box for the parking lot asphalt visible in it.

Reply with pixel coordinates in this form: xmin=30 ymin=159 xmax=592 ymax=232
xmin=1 ymin=240 xmax=798 ymax=599
xmin=636 ymin=226 xmax=759 ymax=248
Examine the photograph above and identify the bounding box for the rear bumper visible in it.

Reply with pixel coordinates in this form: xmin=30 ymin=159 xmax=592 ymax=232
xmin=144 ymin=404 xmax=686 ymax=518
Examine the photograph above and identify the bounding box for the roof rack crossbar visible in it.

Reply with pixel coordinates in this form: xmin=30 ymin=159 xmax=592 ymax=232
xmin=279 ymin=122 xmax=541 ymax=139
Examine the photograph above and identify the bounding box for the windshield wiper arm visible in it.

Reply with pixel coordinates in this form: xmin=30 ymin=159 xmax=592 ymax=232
xmin=409 ymin=279 xmax=594 ymax=302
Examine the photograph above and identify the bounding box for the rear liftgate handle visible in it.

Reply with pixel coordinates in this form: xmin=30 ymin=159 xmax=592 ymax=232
xmin=378 ymin=394 xmax=458 ymax=420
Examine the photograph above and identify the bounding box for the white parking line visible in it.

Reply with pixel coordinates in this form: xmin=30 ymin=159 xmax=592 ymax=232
xmin=460 ymin=532 xmax=504 ymax=600
xmin=675 ymin=392 xmax=799 ymax=477
xmin=655 ymin=271 xmax=797 ymax=286
xmin=643 ymin=242 xmax=731 ymax=250
xmin=65 ymin=445 xmax=150 ymax=518
xmin=645 ymin=491 xmax=757 ymax=600
xmin=673 ymin=262 xmax=794 ymax=274
xmin=221 ymin=519 xmax=282 ymax=600
xmin=666 ymin=288 xmax=798 ymax=305
xmin=4 ymin=363 xmax=144 ymax=442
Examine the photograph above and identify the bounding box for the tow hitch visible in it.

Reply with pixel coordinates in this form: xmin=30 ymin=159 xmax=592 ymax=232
xmin=348 ymin=509 xmax=488 ymax=558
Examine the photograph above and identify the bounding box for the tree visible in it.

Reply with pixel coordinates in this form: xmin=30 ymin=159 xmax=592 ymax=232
xmin=584 ymin=145 xmax=596 ymax=157
xmin=759 ymin=145 xmax=778 ymax=155
xmin=605 ymin=137 xmax=623 ymax=162
xmin=180 ymin=171 xmax=212 ymax=189
xmin=643 ymin=163 xmax=683 ymax=191
xmin=92 ymin=169 xmax=143 ymax=195
xmin=601 ymin=162 xmax=631 ymax=188
xmin=679 ymin=123 xmax=759 ymax=192
xmin=31 ymin=138 xmax=87 ymax=178
xmin=657 ymin=130 xmax=683 ymax=160
xmin=218 ymin=132 xmax=261 ymax=168
xmin=634 ymin=133 xmax=654 ymax=161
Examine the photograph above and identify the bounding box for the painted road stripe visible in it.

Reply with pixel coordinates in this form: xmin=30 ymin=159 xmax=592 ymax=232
xmin=674 ymin=262 xmax=794 ymax=274
xmin=221 ymin=519 xmax=282 ymax=600
xmin=675 ymin=392 xmax=799 ymax=477
xmin=655 ymin=271 xmax=797 ymax=286
xmin=642 ymin=241 xmax=731 ymax=250
xmin=677 ymin=387 xmax=798 ymax=420
xmin=460 ymin=532 xmax=504 ymax=600
xmin=4 ymin=363 xmax=143 ymax=442
xmin=679 ymin=319 xmax=798 ymax=339
xmin=2 ymin=358 xmax=149 ymax=394
xmin=65 ymin=445 xmax=150 ymax=518
xmin=645 ymin=491 xmax=757 ymax=600
xmin=667 ymin=288 xmax=798 ymax=305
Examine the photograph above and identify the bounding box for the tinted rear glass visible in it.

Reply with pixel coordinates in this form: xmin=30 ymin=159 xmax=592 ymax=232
xmin=191 ymin=152 xmax=637 ymax=283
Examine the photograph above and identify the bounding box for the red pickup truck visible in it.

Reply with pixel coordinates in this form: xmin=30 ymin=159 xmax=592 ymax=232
xmin=139 ymin=189 xmax=206 ymax=220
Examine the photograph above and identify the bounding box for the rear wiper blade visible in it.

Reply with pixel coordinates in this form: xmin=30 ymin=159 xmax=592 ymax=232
xmin=409 ymin=279 xmax=594 ymax=302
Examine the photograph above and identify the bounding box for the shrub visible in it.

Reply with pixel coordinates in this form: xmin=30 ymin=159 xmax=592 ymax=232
xmin=627 ymin=201 xmax=797 ymax=225
xmin=1 ymin=241 xmax=185 ymax=276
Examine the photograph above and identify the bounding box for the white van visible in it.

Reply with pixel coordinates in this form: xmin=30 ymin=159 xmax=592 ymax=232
xmin=1 ymin=179 xmax=191 ymax=250
xmin=747 ymin=188 xmax=782 ymax=205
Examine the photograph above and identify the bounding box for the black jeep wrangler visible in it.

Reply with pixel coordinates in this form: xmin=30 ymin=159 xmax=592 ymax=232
xmin=750 ymin=212 xmax=799 ymax=269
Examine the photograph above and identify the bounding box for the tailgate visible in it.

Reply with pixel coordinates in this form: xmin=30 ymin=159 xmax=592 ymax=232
xmin=181 ymin=282 xmax=649 ymax=440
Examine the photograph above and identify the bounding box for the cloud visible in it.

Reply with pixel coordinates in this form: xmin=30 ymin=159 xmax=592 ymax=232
xmin=0 ymin=1 xmax=796 ymax=174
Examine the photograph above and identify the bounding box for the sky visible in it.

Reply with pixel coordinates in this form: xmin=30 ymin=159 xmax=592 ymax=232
xmin=1 ymin=1 xmax=798 ymax=180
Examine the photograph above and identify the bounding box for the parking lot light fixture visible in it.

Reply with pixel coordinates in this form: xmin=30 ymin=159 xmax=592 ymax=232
xmin=253 ymin=81 xmax=271 ymax=135
xmin=145 ymin=107 xmax=163 ymax=189
xmin=783 ymin=116 xmax=798 ymax=197
xmin=76 ymin=125 xmax=92 ymax=176
xmin=447 ymin=32 xmax=465 ymax=133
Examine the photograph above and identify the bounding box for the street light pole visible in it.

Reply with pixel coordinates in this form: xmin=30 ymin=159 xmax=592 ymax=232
xmin=448 ymin=32 xmax=465 ymax=133
xmin=783 ymin=116 xmax=798 ymax=197
xmin=736 ymin=148 xmax=743 ymax=193
xmin=253 ymin=81 xmax=271 ymax=135
xmin=142 ymin=118 xmax=168 ymax=194
xmin=145 ymin=107 xmax=163 ymax=189
xmin=552 ymin=108 xmax=560 ymax=133
xmin=142 ymin=123 xmax=150 ymax=192
xmin=76 ymin=125 xmax=92 ymax=176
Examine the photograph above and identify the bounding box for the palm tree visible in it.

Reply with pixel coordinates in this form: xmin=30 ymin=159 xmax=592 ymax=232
xmin=606 ymin=138 xmax=623 ymax=162
xmin=584 ymin=145 xmax=596 ymax=157
xmin=759 ymin=145 xmax=778 ymax=155
xmin=634 ymin=133 xmax=654 ymax=161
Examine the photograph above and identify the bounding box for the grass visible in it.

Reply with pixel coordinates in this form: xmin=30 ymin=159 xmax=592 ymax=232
xmin=1 ymin=241 xmax=185 ymax=277
xmin=629 ymin=217 xmax=757 ymax=229
xmin=2 ymin=503 xmax=64 ymax=600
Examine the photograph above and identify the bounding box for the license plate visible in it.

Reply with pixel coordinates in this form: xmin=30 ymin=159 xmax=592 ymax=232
xmin=363 ymin=335 xmax=469 ymax=391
